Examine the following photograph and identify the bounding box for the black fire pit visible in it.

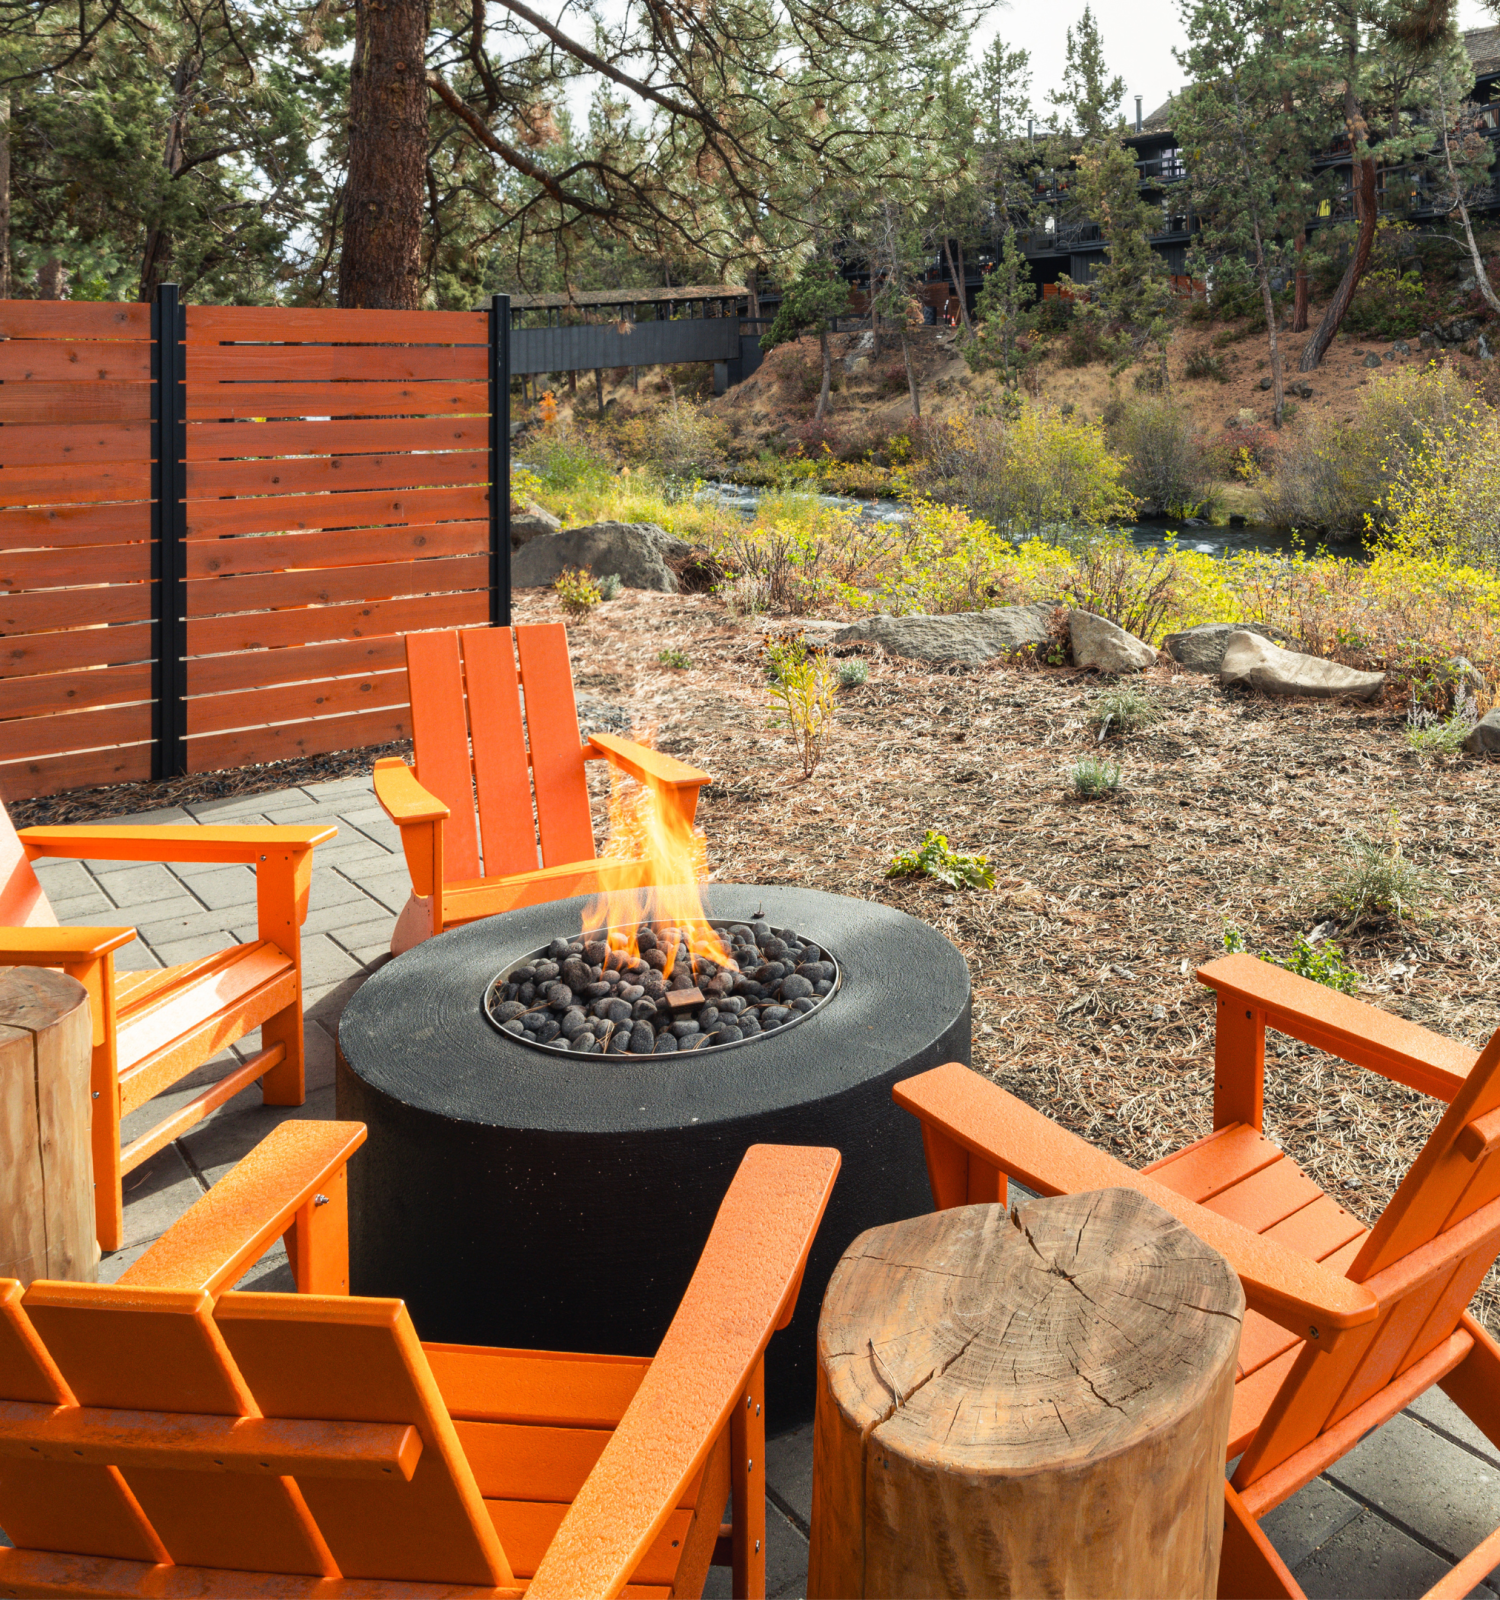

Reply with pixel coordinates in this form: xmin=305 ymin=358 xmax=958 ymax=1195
xmin=336 ymin=884 xmax=970 ymax=1425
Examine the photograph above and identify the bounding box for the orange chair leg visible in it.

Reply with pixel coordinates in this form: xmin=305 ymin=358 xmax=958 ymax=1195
xmin=258 ymin=1002 xmax=306 ymax=1107
xmin=1438 ymin=1314 xmax=1500 ymax=1454
xmin=282 ymin=1165 xmax=351 ymax=1294
xmin=256 ymin=848 xmax=310 ymax=1107
xmin=731 ymin=1357 xmax=767 ymax=1600
xmin=91 ymin=1043 xmax=124 ymax=1255
xmin=1214 ymin=995 xmax=1267 ymax=1132
xmin=1220 ymin=1482 xmax=1300 ymax=1600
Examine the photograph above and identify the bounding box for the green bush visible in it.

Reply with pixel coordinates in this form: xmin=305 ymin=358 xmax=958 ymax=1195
xmin=836 ymin=658 xmax=869 ymax=687
xmin=1343 ymin=268 xmax=1427 ymax=339
xmin=1184 ymin=350 xmax=1229 ymax=383
xmin=1318 ymin=818 xmax=1441 ymax=930
xmin=657 ymin=647 xmax=691 ymax=669
xmin=1110 ymin=397 xmax=1219 ymax=518
xmin=1089 ymin=684 xmax=1162 ymax=736
xmin=886 ymin=830 xmax=995 ymax=890
xmin=1069 ymin=757 xmax=1121 ymax=799
xmin=1223 ymin=926 xmax=1360 ymax=995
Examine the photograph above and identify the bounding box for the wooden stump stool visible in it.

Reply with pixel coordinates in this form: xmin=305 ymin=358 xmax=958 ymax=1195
xmin=809 ymin=1188 xmax=1243 ymax=1599
xmin=0 ymin=967 xmax=97 ymax=1285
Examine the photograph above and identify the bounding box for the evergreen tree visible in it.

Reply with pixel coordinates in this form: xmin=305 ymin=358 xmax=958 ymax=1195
xmin=759 ymin=256 xmax=851 ymax=420
xmin=963 ymin=229 xmax=1040 ymax=401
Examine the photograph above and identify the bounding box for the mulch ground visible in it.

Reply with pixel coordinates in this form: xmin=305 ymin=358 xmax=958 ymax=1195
xmin=16 ymin=587 xmax=1500 ymax=1315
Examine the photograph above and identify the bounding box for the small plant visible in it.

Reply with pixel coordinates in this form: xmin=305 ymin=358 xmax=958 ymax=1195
xmin=836 ymin=658 xmax=869 ymax=688
xmin=1069 ymin=756 xmax=1121 ymax=799
xmin=886 ymin=830 xmax=996 ymax=891
xmin=537 ymin=389 xmax=558 ymax=427
xmin=765 ymin=632 xmax=837 ymax=778
xmin=1406 ymin=684 xmax=1477 ymax=755
xmin=1320 ymin=813 xmax=1441 ymax=930
xmin=1090 ymin=685 xmax=1162 ymax=739
xmin=597 ymin=572 xmax=623 ymax=601
xmin=554 ymin=566 xmax=601 ymax=616
xmin=1184 ymin=350 xmax=1229 ymax=383
xmin=1223 ymin=926 xmax=1360 ymax=995
xmin=657 ymin=647 xmax=691 ymax=669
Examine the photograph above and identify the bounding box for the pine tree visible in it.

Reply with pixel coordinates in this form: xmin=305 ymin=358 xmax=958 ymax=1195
xmin=963 ymin=228 xmax=1040 ymax=401
xmin=759 ymin=256 xmax=852 ymax=420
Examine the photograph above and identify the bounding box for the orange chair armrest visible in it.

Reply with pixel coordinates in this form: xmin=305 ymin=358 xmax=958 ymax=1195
xmin=894 ymin=1064 xmax=1377 ymax=1339
xmin=0 ymin=926 xmax=136 ymax=962
xmin=374 ymin=756 xmax=451 ymax=824
xmin=585 ymin=733 xmax=712 ymax=790
xmin=1197 ymin=953 xmax=1479 ymax=1101
xmin=528 ymin=1143 xmax=840 ymax=1600
xmin=119 ymin=1121 xmax=368 ymax=1296
xmin=20 ymin=825 xmax=336 ymax=867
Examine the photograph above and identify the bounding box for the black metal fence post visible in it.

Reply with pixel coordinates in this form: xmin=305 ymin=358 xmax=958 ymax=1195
xmin=150 ymin=282 xmax=188 ymax=778
xmin=489 ymin=293 xmax=511 ymax=627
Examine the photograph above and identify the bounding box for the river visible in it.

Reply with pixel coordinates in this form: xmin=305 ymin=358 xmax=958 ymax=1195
xmin=694 ymin=479 xmax=1367 ymax=563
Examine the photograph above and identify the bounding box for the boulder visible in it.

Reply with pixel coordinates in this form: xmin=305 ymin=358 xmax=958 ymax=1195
xmin=1464 ymin=708 xmax=1500 ymax=755
xmin=1219 ymin=630 xmax=1385 ymax=700
xmin=510 ymin=500 xmax=561 ymax=547
xmin=1162 ymin=621 xmax=1289 ymax=675
xmin=512 ymin=521 xmax=690 ymax=592
xmin=832 ymin=603 xmax=1055 ymax=666
xmin=1068 ymin=609 xmax=1156 ymax=674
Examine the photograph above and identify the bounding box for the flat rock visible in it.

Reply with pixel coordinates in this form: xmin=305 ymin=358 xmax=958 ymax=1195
xmin=1464 ymin=708 xmax=1500 ymax=754
xmin=510 ymin=500 xmax=562 ymax=547
xmin=1068 ymin=609 xmax=1156 ymax=673
xmin=512 ymin=521 xmax=690 ymax=591
xmin=1162 ymin=621 xmax=1289 ymax=675
xmin=1220 ymin=630 xmax=1385 ymax=700
xmin=832 ymin=603 xmax=1055 ymax=665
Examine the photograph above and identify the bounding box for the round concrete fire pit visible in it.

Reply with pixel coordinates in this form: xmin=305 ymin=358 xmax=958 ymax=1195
xmin=336 ymin=884 xmax=970 ymax=1424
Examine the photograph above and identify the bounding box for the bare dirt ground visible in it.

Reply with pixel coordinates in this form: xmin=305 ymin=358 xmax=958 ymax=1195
xmin=16 ymin=587 xmax=1500 ymax=1311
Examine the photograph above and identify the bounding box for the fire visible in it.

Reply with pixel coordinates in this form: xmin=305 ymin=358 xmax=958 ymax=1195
xmin=583 ymin=750 xmax=728 ymax=979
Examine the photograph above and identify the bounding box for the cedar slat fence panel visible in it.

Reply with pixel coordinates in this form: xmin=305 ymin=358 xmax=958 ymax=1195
xmin=180 ymin=304 xmax=492 ymax=774
xmin=0 ymin=294 xmax=511 ymax=802
xmin=0 ymin=302 xmax=156 ymax=799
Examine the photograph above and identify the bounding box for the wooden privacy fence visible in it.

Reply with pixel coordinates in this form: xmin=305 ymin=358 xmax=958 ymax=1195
xmin=0 ymin=290 xmax=513 ymax=801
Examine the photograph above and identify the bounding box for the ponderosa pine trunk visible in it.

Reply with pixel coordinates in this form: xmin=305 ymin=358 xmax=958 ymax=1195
xmin=1300 ymin=91 xmax=1377 ymax=371
xmin=0 ymin=94 xmax=10 ymax=300
xmin=942 ymin=237 xmax=972 ymax=332
xmin=900 ymin=326 xmax=920 ymax=418
xmin=339 ymin=0 xmax=430 ymax=309
xmin=816 ymin=327 xmax=832 ymax=419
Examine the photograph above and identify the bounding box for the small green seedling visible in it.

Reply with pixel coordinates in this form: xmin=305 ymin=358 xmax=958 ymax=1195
xmin=886 ymin=830 xmax=996 ymax=891
xmin=765 ymin=632 xmax=837 ymax=778
xmin=597 ymin=572 xmax=623 ymax=601
xmin=657 ymin=647 xmax=691 ymax=669
xmin=1223 ymin=926 xmax=1360 ymax=996
xmin=1070 ymin=757 xmax=1121 ymax=799
xmin=836 ymin=658 xmax=870 ymax=688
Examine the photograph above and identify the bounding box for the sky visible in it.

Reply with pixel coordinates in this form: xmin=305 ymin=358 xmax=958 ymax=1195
xmin=971 ymin=0 xmax=1498 ymax=131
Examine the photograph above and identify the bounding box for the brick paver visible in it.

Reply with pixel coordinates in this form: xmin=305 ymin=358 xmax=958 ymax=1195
xmin=25 ymin=774 xmax=1499 ymax=1598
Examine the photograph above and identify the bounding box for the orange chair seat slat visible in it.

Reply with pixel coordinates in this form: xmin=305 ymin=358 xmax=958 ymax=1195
xmin=1236 ymin=1309 xmax=1303 ymax=1381
xmin=1142 ymin=1122 xmax=1283 ymax=1202
xmin=1201 ymin=1152 xmax=1326 ymax=1235
xmin=114 ymin=942 xmax=294 ymax=1071
xmin=1260 ymin=1193 xmax=1368 ymax=1263
xmin=424 ymin=1344 xmax=651 ymax=1429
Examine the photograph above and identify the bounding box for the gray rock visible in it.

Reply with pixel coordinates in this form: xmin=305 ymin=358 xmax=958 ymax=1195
xmin=1464 ymin=708 xmax=1500 ymax=754
xmin=510 ymin=499 xmax=562 ymax=547
xmin=1363 ymin=354 xmax=1383 ymax=369
xmin=1391 ymin=340 xmax=1411 ymax=357
xmin=512 ymin=521 xmax=691 ymax=591
xmin=1219 ymin=630 xmax=1385 ymax=700
xmin=1068 ymin=609 xmax=1156 ymax=674
xmin=832 ymin=603 xmax=1056 ymax=665
xmin=1162 ymin=621 xmax=1288 ymax=675
xmin=1419 ymin=331 xmax=1440 ymax=350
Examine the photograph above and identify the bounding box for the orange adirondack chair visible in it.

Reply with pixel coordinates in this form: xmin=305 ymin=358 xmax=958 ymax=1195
xmin=374 ymin=624 xmax=712 ymax=955
xmin=0 ymin=1120 xmax=839 ymax=1600
xmin=895 ymin=953 xmax=1500 ymax=1600
xmin=1 ymin=803 xmax=334 ymax=1255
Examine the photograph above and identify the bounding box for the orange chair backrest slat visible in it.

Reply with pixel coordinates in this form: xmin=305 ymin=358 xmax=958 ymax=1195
xmin=1235 ymin=1026 xmax=1500 ymax=1489
xmin=215 ymin=1290 xmax=512 ymax=1587
xmin=0 ymin=1281 xmax=167 ymax=1564
xmin=407 ymin=630 xmax=483 ymax=882
xmin=0 ymin=804 xmax=57 ymax=928
xmin=19 ymin=1281 xmax=336 ymax=1576
xmin=513 ymin=624 xmax=594 ymax=868
xmin=460 ymin=626 xmax=543 ymax=880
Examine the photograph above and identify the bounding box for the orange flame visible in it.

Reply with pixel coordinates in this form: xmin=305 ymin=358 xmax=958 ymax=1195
xmin=583 ymin=748 xmax=727 ymax=979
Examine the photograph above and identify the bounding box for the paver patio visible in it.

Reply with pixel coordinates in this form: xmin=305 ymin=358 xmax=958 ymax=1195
xmin=34 ymin=773 xmax=1500 ymax=1598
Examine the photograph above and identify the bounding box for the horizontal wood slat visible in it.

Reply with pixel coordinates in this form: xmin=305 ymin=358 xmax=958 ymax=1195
xmin=0 ymin=382 xmax=151 ymax=423
xmin=0 ymin=503 xmax=151 ymax=548
xmin=187 ymin=669 xmax=408 ymax=735
xmin=186 ymin=706 xmax=412 ymax=772
xmin=0 ymin=701 xmax=153 ymax=763
xmin=184 ymin=522 xmax=486 ymax=579
xmin=0 ymin=462 xmax=153 ymax=505
xmin=184 ymin=591 xmax=487 ymax=654
xmin=185 ymin=555 xmax=489 ymax=616
xmin=185 ymin=306 xmax=486 ymax=343
xmin=0 ymin=584 xmax=151 ymax=635
xmin=1 ymin=543 xmax=151 ymax=590
xmin=0 ymin=303 xmax=150 ymax=340
xmin=0 ymin=663 xmax=154 ymax=720
xmin=183 ymin=381 xmax=488 ymax=420
xmin=186 ymin=344 xmax=486 ymax=384
xmin=183 ymin=484 xmax=488 ymax=538
xmin=186 ymin=449 xmax=487 ymax=499
xmin=0 ymin=742 xmax=153 ymax=801
xmin=0 ymin=420 xmax=150 ymax=467
xmin=185 ymin=416 xmax=487 ymax=461
xmin=186 ymin=636 xmax=408 ymax=695
xmin=0 ymin=622 xmax=153 ymax=679
xmin=0 ymin=344 xmax=153 ymax=382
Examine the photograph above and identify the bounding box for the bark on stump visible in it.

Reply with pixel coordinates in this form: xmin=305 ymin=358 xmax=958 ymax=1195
xmin=0 ymin=968 xmax=96 ymax=1285
xmin=809 ymin=1188 xmax=1243 ymax=1599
